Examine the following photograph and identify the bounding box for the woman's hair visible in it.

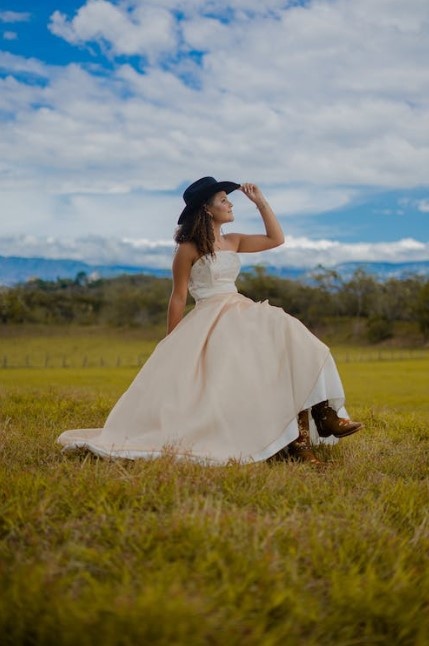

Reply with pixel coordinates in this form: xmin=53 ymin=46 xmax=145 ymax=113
xmin=174 ymin=198 xmax=215 ymax=257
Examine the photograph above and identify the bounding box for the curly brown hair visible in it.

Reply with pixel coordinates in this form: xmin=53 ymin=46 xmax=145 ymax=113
xmin=174 ymin=198 xmax=216 ymax=257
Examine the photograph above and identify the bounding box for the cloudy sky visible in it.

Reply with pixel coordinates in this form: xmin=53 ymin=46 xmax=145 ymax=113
xmin=1 ymin=0 xmax=429 ymax=268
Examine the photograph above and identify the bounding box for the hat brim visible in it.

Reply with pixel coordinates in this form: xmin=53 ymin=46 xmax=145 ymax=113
xmin=178 ymin=181 xmax=241 ymax=224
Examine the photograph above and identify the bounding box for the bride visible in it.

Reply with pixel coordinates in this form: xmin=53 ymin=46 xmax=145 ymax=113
xmin=58 ymin=177 xmax=362 ymax=465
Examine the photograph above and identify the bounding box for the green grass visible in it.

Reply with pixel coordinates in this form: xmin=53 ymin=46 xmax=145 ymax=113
xmin=0 ymin=324 xmax=159 ymax=368
xmin=1 ymin=327 xmax=428 ymax=644
xmin=336 ymin=358 xmax=429 ymax=417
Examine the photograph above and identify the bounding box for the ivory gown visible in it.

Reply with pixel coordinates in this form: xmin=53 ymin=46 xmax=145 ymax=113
xmin=58 ymin=251 xmax=344 ymax=464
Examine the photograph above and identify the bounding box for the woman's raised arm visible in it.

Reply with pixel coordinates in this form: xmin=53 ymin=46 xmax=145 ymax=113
xmin=228 ymin=183 xmax=285 ymax=253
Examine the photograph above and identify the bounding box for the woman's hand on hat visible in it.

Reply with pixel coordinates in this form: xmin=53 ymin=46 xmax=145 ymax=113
xmin=240 ymin=183 xmax=266 ymax=207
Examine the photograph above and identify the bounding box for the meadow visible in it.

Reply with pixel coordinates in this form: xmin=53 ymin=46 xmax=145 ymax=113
xmin=0 ymin=326 xmax=428 ymax=645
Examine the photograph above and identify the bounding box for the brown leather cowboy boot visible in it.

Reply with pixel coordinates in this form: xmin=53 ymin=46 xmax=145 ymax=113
xmin=311 ymin=400 xmax=363 ymax=438
xmin=288 ymin=410 xmax=324 ymax=466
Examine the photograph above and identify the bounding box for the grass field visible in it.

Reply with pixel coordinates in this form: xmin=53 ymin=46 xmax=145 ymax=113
xmin=1 ymin=327 xmax=428 ymax=645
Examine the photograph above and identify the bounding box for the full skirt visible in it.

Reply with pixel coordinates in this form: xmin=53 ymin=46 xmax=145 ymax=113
xmin=57 ymin=293 xmax=345 ymax=464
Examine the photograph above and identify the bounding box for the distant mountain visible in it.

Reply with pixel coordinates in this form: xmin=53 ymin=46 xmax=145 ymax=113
xmin=0 ymin=255 xmax=171 ymax=287
xmin=334 ymin=261 xmax=429 ymax=281
xmin=0 ymin=255 xmax=428 ymax=287
xmin=262 ymin=260 xmax=429 ymax=282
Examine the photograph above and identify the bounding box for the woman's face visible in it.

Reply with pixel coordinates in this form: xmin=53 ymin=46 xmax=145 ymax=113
xmin=206 ymin=191 xmax=234 ymax=224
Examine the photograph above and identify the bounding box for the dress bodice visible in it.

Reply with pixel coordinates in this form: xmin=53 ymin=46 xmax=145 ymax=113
xmin=189 ymin=251 xmax=240 ymax=301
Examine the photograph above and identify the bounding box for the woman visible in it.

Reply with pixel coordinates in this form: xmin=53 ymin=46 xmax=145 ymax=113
xmin=58 ymin=177 xmax=362 ymax=465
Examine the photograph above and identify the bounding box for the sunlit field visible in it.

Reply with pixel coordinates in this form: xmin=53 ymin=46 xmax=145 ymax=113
xmin=1 ymin=327 xmax=428 ymax=644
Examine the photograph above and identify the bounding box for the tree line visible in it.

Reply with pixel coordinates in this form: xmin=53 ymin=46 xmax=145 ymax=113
xmin=1 ymin=267 xmax=428 ymax=341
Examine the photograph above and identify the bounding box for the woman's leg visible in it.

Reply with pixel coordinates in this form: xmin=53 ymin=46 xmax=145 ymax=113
xmin=288 ymin=410 xmax=324 ymax=466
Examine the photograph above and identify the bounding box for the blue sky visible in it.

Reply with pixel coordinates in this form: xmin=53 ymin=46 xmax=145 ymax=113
xmin=1 ymin=0 xmax=428 ymax=268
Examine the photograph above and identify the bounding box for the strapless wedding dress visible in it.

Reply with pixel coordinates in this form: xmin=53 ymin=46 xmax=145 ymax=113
xmin=58 ymin=251 xmax=345 ymax=464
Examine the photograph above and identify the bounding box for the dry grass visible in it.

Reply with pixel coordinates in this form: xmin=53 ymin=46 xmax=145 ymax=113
xmin=0 ymin=329 xmax=428 ymax=645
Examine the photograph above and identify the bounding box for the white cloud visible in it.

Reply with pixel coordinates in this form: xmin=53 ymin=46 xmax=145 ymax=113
xmin=1 ymin=0 xmax=426 ymax=191
xmin=0 ymin=11 xmax=30 ymax=23
xmin=0 ymin=235 xmax=175 ymax=267
xmin=0 ymin=189 xmax=181 ymax=240
xmin=417 ymin=199 xmax=429 ymax=213
xmin=260 ymin=237 xmax=429 ymax=268
xmin=49 ymin=1 xmax=178 ymax=62
xmin=182 ymin=15 xmax=236 ymax=51
xmin=236 ymin=186 xmax=355 ymax=219
xmin=0 ymin=51 xmax=48 ymax=76
xmin=0 ymin=185 xmax=357 ymax=243
xmin=0 ymin=0 xmax=428 ymax=249
xmin=0 ymin=234 xmax=427 ymax=270
xmin=3 ymin=31 xmax=17 ymax=40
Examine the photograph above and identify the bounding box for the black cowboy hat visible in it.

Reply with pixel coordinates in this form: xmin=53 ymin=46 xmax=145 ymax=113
xmin=178 ymin=176 xmax=241 ymax=224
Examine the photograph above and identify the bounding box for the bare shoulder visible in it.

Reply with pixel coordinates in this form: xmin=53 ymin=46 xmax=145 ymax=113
xmin=173 ymin=242 xmax=199 ymax=269
xmin=222 ymin=233 xmax=241 ymax=251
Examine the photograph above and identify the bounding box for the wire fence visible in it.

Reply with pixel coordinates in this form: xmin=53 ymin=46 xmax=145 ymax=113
xmin=0 ymin=349 xmax=428 ymax=369
xmin=0 ymin=354 xmax=150 ymax=369
xmin=334 ymin=349 xmax=429 ymax=363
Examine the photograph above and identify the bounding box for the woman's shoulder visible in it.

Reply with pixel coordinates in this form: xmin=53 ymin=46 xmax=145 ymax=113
xmin=222 ymin=233 xmax=240 ymax=251
xmin=173 ymin=242 xmax=199 ymax=265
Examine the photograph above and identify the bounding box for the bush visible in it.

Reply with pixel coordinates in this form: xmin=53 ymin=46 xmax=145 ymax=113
xmin=366 ymin=315 xmax=393 ymax=343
